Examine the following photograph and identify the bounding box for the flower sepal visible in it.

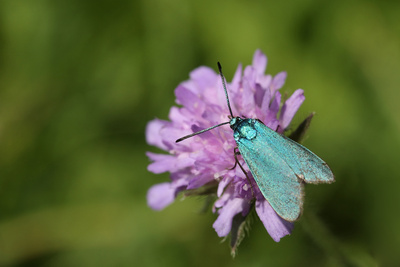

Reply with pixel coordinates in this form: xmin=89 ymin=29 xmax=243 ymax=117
xmin=182 ymin=182 xmax=218 ymax=197
xmin=229 ymin=208 xmax=254 ymax=257
xmin=289 ymin=112 xmax=315 ymax=143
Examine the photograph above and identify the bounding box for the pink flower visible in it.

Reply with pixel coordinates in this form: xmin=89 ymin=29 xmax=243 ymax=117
xmin=146 ymin=50 xmax=305 ymax=243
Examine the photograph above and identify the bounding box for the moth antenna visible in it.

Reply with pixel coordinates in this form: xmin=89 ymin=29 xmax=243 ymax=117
xmin=175 ymin=121 xmax=230 ymax=143
xmin=217 ymin=62 xmax=234 ymax=118
xmin=176 ymin=62 xmax=235 ymax=143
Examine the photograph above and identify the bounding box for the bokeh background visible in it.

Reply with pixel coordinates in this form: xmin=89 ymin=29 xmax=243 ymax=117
xmin=1 ymin=0 xmax=399 ymax=266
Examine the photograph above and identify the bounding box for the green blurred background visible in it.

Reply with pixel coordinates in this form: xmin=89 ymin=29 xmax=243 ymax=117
xmin=0 ymin=0 xmax=399 ymax=266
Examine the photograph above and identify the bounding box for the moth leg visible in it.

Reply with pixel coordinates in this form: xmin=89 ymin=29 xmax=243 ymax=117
xmin=228 ymin=147 xmax=241 ymax=170
xmin=233 ymin=148 xmax=255 ymax=198
xmin=256 ymin=118 xmax=264 ymax=124
xmin=276 ymin=124 xmax=283 ymax=133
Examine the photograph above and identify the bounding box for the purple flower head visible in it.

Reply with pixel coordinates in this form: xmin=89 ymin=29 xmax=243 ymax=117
xmin=146 ymin=50 xmax=305 ymax=243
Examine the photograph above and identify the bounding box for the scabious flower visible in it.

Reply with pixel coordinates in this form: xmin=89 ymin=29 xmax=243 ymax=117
xmin=146 ymin=50 xmax=305 ymax=244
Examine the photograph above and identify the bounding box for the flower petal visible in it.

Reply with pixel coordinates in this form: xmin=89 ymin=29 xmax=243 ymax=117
xmin=254 ymin=83 xmax=265 ymax=108
xmin=213 ymin=198 xmax=249 ymax=237
xmin=231 ymin=63 xmax=242 ymax=88
xmin=252 ymin=49 xmax=267 ymax=75
xmin=175 ymin=85 xmax=205 ymax=113
xmin=270 ymin=91 xmax=281 ymax=114
xmin=255 ymin=199 xmax=294 ymax=242
xmin=260 ymin=84 xmax=272 ymax=114
xmin=257 ymin=74 xmax=272 ymax=90
xmin=187 ymin=172 xmax=215 ymax=189
xmin=217 ymin=175 xmax=233 ymax=197
xmin=145 ymin=119 xmax=170 ymax=150
xmin=271 ymin=71 xmax=287 ymax=92
xmin=146 ymin=153 xmax=176 ymax=174
xmin=146 ymin=152 xmax=195 ymax=174
xmin=147 ymin=182 xmax=177 ymax=210
xmin=280 ymin=89 xmax=305 ymax=130
xmin=190 ymin=66 xmax=218 ymax=91
xmin=264 ymin=91 xmax=281 ymax=124
xmin=241 ymin=76 xmax=256 ymax=111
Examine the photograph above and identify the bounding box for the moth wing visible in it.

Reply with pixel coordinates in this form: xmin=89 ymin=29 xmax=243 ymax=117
xmin=237 ymin=131 xmax=304 ymax=222
xmin=254 ymin=122 xmax=335 ymax=184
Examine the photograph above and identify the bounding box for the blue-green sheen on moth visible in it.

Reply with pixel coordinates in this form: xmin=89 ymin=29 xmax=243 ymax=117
xmin=177 ymin=62 xmax=334 ymax=222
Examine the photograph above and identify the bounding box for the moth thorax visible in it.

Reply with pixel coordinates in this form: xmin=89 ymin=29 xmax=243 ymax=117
xmin=233 ymin=119 xmax=257 ymax=141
